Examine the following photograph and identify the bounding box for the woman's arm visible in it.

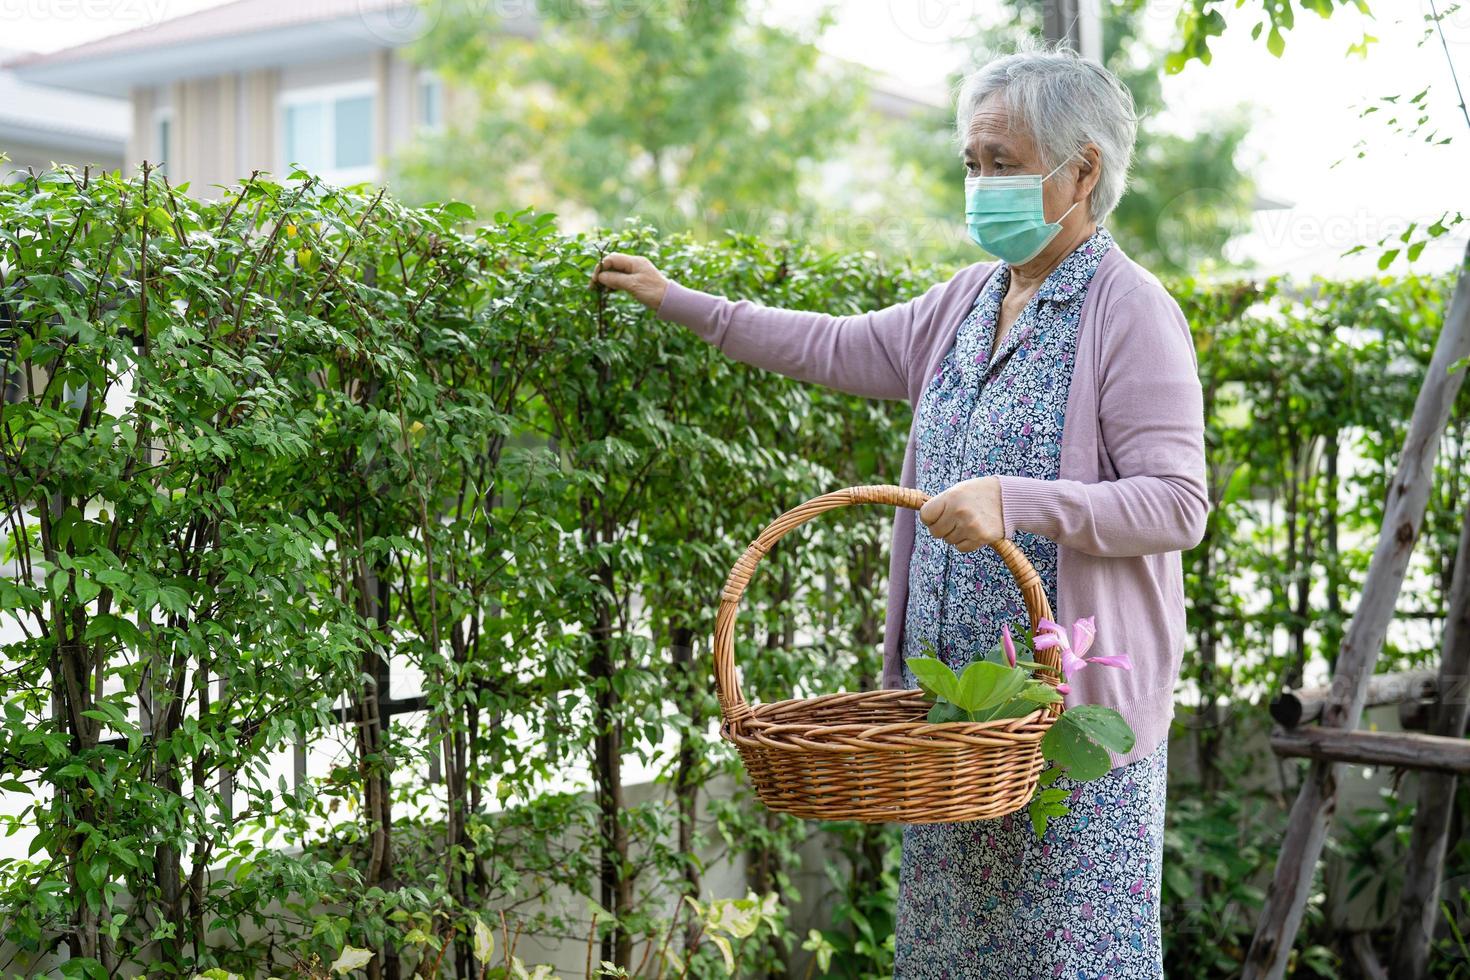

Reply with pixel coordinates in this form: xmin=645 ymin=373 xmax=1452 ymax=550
xmin=995 ymin=280 xmax=1210 ymax=557
xmin=654 ymin=279 xmax=944 ymax=401
xmin=592 ymin=251 xmax=956 ymax=402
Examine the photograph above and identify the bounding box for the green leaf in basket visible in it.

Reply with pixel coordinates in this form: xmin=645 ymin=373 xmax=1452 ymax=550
xmin=978 ymin=641 xmax=1008 ymax=667
xmin=952 ymin=660 xmax=1000 ymax=710
xmin=1017 ymin=683 xmax=1064 ymax=706
xmin=968 ymin=698 xmax=1043 ymax=723
xmin=905 ymin=656 xmax=961 ymax=704
xmin=925 ymin=700 xmax=968 ymax=724
xmin=969 ymin=676 xmax=1060 ymax=721
xmin=972 ymin=687 xmax=1061 ymax=723
xmin=955 ymin=661 xmax=1028 ymax=713
xmin=976 ymin=633 xmax=1050 ymax=673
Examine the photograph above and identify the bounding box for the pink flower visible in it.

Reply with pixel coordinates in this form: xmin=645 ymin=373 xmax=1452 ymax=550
xmin=1000 ymin=624 xmax=1017 ymax=667
xmin=1033 ymin=615 xmax=1133 ymax=680
xmin=1071 ymin=616 xmax=1097 ymax=658
xmin=1032 ymin=618 xmax=1068 ymax=651
xmin=1060 ymin=645 xmax=1090 ymax=678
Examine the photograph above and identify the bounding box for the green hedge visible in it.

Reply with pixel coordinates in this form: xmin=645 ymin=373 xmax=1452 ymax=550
xmin=0 ymin=167 xmax=1464 ymax=978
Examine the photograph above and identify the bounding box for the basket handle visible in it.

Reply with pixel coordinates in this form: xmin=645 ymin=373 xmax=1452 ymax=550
xmin=713 ymin=484 xmax=1058 ymax=727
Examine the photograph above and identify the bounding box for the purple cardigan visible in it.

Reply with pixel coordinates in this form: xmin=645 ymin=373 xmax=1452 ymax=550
xmin=656 ymin=245 xmax=1209 ymax=768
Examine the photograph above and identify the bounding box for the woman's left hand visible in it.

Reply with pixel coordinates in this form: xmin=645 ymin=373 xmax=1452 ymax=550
xmin=919 ymin=477 xmax=1006 ymax=552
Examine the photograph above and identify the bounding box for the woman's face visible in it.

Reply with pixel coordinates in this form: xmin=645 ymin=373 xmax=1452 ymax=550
xmin=962 ymin=94 xmax=1093 ymax=227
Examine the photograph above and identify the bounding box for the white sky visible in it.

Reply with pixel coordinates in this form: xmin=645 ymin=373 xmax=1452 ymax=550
xmin=799 ymin=0 xmax=1470 ymax=278
xmin=3 ymin=0 xmax=1468 ymax=273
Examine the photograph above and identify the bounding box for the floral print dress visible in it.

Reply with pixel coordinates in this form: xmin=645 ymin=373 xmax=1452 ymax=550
xmin=893 ymin=227 xmax=1168 ymax=980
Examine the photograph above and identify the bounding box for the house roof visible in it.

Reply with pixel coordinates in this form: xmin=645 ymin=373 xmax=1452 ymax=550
xmin=9 ymin=0 xmax=537 ymax=96
xmin=0 ymin=47 xmax=129 ymax=155
xmin=12 ymin=0 xmax=943 ymax=121
xmin=862 ymin=68 xmax=948 ymax=117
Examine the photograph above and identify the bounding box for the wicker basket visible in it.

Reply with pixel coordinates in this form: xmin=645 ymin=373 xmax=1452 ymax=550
xmin=714 ymin=484 xmax=1064 ymax=824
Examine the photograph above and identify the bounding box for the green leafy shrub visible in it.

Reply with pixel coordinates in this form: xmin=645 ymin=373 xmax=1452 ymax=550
xmin=0 ymin=164 xmax=1463 ymax=978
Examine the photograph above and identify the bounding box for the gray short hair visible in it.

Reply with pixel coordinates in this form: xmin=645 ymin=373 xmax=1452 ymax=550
xmin=954 ymin=44 xmax=1138 ymax=225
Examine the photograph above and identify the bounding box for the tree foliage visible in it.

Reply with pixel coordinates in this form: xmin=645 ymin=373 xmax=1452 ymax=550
xmin=397 ymin=0 xmax=864 ymax=246
xmin=1171 ymin=0 xmax=1375 ymax=70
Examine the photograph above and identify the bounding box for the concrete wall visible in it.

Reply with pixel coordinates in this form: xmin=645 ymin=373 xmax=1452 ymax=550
xmin=485 ymin=770 xmax=842 ymax=977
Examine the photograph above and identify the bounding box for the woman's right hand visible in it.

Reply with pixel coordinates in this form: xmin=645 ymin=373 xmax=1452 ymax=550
xmin=591 ymin=252 xmax=670 ymax=312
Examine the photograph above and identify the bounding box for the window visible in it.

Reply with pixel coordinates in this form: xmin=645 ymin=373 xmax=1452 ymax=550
xmin=154 ymin=110 xmax=172 ymax=172
xmin=417 ymin=72 xmax=443 ymax=133
xmin=279 ymin=83 xmax=376 ymax=184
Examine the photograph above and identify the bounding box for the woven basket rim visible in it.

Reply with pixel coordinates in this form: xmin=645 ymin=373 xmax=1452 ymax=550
xmin=728 ymin=684 xmax=1062 ymax=734
xmin=731 ymin=710 xmax=1050 ymax=731
xmin=722 ymin=688 xmax=1061 ymax=756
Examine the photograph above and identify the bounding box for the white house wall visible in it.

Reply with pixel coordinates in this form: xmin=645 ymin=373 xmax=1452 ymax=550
xmin=127 ymin=49 xmax=426 ymax=196
xmin=1 ymin=139 xmax=122 ymax=181
xmin=278 ymin=51 xmax=373 ymax=92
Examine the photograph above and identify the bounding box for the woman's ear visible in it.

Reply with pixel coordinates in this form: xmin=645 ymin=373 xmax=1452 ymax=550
xmin=1074 ymin=143 xmax=1103 ymax=203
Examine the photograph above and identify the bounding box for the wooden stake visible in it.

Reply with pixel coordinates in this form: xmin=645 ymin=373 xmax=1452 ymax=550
xmin=1242 ymin=243 xmax=1470 ymax=978
xmin=1269 ymin=669 xmax=1438 ymax=728
xmin=1391 ymin=498 xmax=1470 ymax=979
xmin=1269 ymin=727 xmax=1470 ymax=774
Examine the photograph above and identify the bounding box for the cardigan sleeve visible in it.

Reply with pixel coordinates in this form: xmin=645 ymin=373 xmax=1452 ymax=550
xmin=653 ymin=275 xmax=955 ymax=402
xmin=995 ymin=279 xmax=1210 ymax=557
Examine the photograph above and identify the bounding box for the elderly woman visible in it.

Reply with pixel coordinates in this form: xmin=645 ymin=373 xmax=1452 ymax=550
xmin=595 ymin=46 xmax=1205 ymax=979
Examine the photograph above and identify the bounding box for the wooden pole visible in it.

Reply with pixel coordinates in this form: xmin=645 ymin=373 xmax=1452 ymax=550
xmin=1269 ymin=669 xmax=1439 ymax=728
xmin=1269 ymin=727 xmax=1470 ymax=774
xmin=1041 ymin=0 xmax=1103 ymax=60
xmin=1242 ymin=243 xmax=1470 ymax=978
xmin=1391 ymin=500 xmax=1470 ymax=979
xmin=1349 ymin=931 xmax=1389 ymax=980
